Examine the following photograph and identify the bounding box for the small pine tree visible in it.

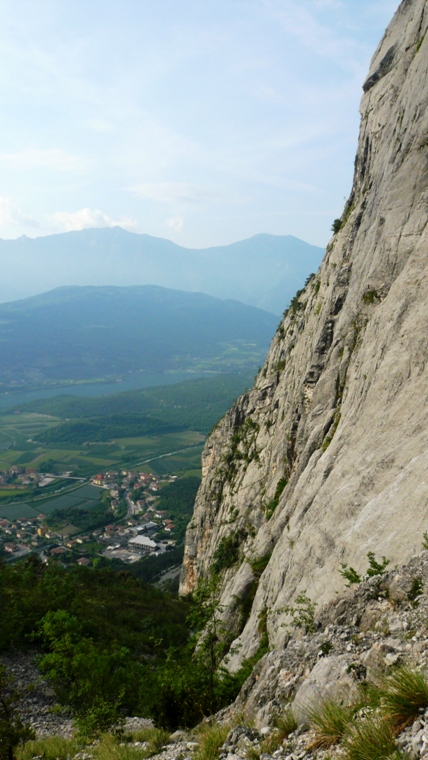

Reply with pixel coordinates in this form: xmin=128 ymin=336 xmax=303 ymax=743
xmin=366 ymin=551 xmax=389 ymax=577
xmin=339 ymin=563 xmax=361 ymax=586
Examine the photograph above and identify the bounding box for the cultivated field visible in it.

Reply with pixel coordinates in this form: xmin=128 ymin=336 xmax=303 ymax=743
xmin=0 ymin=411 xmax=205 ymax=481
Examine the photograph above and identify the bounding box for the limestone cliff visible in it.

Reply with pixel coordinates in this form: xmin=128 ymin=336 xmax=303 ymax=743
xmin=180 ymin=0 xmax=428 ymax=669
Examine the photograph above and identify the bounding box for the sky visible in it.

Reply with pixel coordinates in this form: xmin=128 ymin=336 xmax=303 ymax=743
xmin=0 ymin=0 xmax=399 ymax=249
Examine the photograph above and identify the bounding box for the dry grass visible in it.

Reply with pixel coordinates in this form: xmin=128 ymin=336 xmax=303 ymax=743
xmin=17 ymin=736 xmax=80 ymax=760
xmin=92 ymin=734 xmax=152 ymax=760
xmin=308 ymin=699 xmax=354 ymax=748
xmin=259 ymin=708 xmax=298 ymax=755
xmin=342 ymin=715 xmax=399 ymax=760
xmin=18 ymin=727 xmax=170 ymax=760
xmin=193 ymin=722 xmax=231 ymax=760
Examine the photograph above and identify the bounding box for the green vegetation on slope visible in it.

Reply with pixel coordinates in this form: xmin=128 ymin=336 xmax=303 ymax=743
xmin=0 ymin=557 xmax=250 ymax=736
xmin=15 ymin=373 xmax=253 ymax=434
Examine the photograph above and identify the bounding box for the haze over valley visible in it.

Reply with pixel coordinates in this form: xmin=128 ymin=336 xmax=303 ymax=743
xmin=0 ymin=229 xmax=323 ymax=315
xmin=0 ymin=283 xmax=278 ymax=388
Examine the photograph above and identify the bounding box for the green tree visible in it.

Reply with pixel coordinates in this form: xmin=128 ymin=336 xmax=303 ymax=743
xmin=38 ymin=610 xmax=130 ymax=737
xmin=139 ymin=577 xmax=245 ymax=729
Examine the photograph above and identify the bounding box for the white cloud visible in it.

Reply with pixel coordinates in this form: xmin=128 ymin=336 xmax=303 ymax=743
xmin=166 ymin=217 xmax=184 ymax=233
xmin=49 ymin=207 xmax=138 ymax=232
xmin=0 ymin=148 xmax=86 ymax=172
xmin=0 ymin=196 xmax=40 ymax=229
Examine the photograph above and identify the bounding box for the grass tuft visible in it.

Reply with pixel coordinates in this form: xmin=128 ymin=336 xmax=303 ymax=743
xmin=193 ymin=722 xmax=231 ymax=760
xmin=260 ymin=708 xmax=298 ymax=754
xmin=343 ymin=715 xmax=398 ymax=760
xmin=124 ymin=727 xmax=170 ymax=757
xmin=378 ymin=667 xmax=428 ymax=733
xmin=93 ymin=734 xmax=151 ymax=760
xmin=308 ymin=699 xmax=354 ymax=748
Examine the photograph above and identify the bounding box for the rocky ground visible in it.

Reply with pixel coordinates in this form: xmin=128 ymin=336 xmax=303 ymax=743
xmin=0 ymin=650 xmax=75 ymax=739
xmin=0 ymin=650 xmax=152 ymax=740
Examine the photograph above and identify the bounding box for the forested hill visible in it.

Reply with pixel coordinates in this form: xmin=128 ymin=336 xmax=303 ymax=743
xmin=0 ymin=285 xmax=278 ymax=385
xmin=15 ymin=373 xmax=254 ymax=444
xmin=16 ymin=373 xmax=251 ymax=428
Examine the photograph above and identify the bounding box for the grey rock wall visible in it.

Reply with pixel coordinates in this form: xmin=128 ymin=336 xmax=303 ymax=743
xmin=180 ymin=0 xmax=428 ymax=670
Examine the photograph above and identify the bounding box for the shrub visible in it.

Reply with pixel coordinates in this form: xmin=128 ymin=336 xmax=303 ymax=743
xmin=249 ymin=553 xmax=272 ymax=579
xmin=362 ymin=289 xmax=379 ymax=304
xmin=339 ymin=552 xmax=389 ymax=587
xmin=379 ymin=667 xmax=428 ymax=733
xmin=75 ymin=698 xmax=126 ymax=740
xmin=38 ymin=611 xmax=129 ymax=738
xmin=263 ymin=478 xmax=288 ymax=520
xmin=212 ymin=529 xmax=247 ymax=574
xmin=283 ymin=592 xmax=317 ymax=634
xmin=312 ymin=278 xmax=321 ymax=295
xmin=320 ymin=641 xmax=334 ymax=656
xmin=289 ymin=289 xmax=305 ymax=314
xmin=416 ymin=34 xmax=426 ymax=53
xmin=308 ymin=699 xmax=354 ymax=748
xmin=273 ymin=359 xmax=286 ymax=372
xmin=92 ymin=734 xmax=155 ymax=760
xmin=332 ymin=219 xmax=342 ymax=234
xmin=321 ymin=410 xmax=341 ymax=452
xmin=408 ymin=577 xmax=423 ymax=604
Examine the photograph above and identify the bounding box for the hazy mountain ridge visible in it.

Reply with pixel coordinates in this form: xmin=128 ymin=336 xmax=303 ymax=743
xmin=0 ymin=285 xmax=277 ymax=386
xmin=0 ymin=231 xmax=323 ymax=315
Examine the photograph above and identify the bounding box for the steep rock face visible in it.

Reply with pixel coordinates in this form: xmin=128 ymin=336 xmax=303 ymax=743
xmin=180 ymin=0 xmax=428 ymax=669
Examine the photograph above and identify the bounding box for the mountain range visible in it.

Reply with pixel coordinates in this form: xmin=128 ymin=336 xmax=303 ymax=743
xmin=0 ymin=230 xmax=323 ymax=315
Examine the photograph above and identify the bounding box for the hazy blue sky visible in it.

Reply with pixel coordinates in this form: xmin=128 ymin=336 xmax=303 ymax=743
xmin=0 ymin=0 xmax=398 ymax=248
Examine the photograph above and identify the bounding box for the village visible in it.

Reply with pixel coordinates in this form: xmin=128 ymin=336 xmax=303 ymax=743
xmin=0 ymin=464 xmax=72 ymax=489
xmin=0 ymin=467 xmax=179 ymax=567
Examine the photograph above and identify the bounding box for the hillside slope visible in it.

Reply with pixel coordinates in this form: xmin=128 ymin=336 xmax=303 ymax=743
xmin=180 ymin=0 xmax=428 ymax=669
xmin=0 ymin=285 xmax=277 ymax=384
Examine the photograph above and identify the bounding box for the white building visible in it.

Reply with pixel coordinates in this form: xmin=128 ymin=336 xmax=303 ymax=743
xmin=128 ymin=535 xmax=158 ymax=552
